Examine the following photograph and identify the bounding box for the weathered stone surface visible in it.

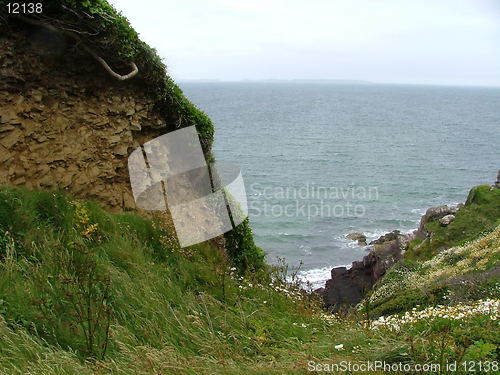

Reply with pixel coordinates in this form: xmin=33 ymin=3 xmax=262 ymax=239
xmin=323 ymin=231 xmax=410 ymax=312
xmin=346 ymin=232 xmax=367 ymax=245
xmin=324 ymin=267 xmax=364 ymax=308
xmin=0 ymin=30 xmax=173 ymax=211
xmin=0 ymin=128 xmax=23 ymax=149
xmin=369 ymin=230 xmax=400 ymax=245
xmin=415 ymin=205 xmax=458 ymax=240
xmin=439 ymin=214 xmax=456 ymax=226
xmin=0 ymin=109 xmax=21 ymax=124
xmin=0 ymin=125 xmax=16 ymax=133
xmin=113 ymin=144 xmax=129 ymax=156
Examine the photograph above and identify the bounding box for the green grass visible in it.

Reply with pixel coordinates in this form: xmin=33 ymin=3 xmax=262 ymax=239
xmin=406 ymin=185 xmax=500 ymax=261
xmin=0 ymin=186 xmax=498 ymax=374
xmin=367 ymin=225 xmax=500 ymax=318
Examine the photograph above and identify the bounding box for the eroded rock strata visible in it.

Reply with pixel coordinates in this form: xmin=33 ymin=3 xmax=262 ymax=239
xmin=321 ymin=195 xmax=481 ymax=312
xmin=0 ymin=26 xmax=169 ymax=210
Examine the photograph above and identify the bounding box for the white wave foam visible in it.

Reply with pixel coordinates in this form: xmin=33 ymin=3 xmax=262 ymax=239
xmin=298 ymin=244 xmax=312 ymax=256
xmin=363 ymin=226 xmax=420 ymax=243
xmin=335 ymin=233 xmax=370 ymax=247
xmin=294 ymin=264 xmax=351 ymax=290
xmin=362 ymin=230 xmax=389 ymax=242
xmin=411 ymin=208 xmax=426 ymax=215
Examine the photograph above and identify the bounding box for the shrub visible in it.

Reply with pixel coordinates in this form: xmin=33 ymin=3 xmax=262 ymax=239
xmin=224 ymin=218 xmax=265 ymax=274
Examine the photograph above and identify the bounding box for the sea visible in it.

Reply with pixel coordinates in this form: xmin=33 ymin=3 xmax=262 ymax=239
xmin=179 ymin=82 xmax=500 ymax=288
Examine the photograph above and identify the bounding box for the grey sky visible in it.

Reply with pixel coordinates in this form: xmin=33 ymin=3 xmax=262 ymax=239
xmin=110 ymin=0 xmax=500 ymax=86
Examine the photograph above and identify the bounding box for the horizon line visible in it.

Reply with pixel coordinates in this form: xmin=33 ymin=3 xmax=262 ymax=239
xmin=176 ymin=78 xmax=500 ymax=88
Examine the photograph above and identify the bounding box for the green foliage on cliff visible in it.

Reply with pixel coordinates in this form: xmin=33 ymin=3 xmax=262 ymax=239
xmin=224 ymin=218 xmax=265 ymax=274
xmin=406 ymin=185 xmax=500 ymax=261
xmin=0 ymin=0 xmax=268 ymax=312
xmin=366 ymin=186 xmax=500 ymax=318
xmin=367 ymin=225 xmax=500 ymax=318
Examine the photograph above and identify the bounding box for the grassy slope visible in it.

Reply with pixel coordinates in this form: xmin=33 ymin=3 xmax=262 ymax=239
xmin=0 ymin=187 xmax=499 ymax=374
xmin=367 ymin=185 xmax=500 ymax=317
xmin=407 ymin=185 xmax=500 ymax=261
xmin=367 ymin=227 xmax=500 ymax=316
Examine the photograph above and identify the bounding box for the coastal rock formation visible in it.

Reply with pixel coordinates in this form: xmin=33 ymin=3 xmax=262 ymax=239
xmin=321 ymin=170 xmax=500 ymax=312
xmin=414 ymin=205 xmax=458 ymax=240
xmin=0 ymin=13 xmax=258 ymax=273
xmin=0 ymin=25 xmax=171 ymax=210
xmin=345 ymin=232 xmax=367 ymax=245
xmin=322 ymin=198 xmax=471 ymax=311
xmin=369 ymin=230 xmax=401 ymax=245
xmin=323 ymin=231 xmax=410 ymax=311
xmin=439 ymin=214 xmax=455 ymax=226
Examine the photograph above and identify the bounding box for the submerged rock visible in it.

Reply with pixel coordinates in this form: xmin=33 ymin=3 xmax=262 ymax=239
xmin=346 ymin=232 xmax=367 ymax=245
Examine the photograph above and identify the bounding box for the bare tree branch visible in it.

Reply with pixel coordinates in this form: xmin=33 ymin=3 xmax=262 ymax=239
xmin=83 ymin=46 xmax=138 ymax=81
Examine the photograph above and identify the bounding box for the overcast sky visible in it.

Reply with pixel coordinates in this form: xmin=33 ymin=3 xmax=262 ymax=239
xmin=110 ymin=0 xmax=500 ymax=86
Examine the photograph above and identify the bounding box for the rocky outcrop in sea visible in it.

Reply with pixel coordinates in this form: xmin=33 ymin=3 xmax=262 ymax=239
xmin=320 ymin=229 xmax=411 ymax=312
xmin=320 ymin=169 xmax=500 ymax=312
xmin=317 ymin=174 xmax=498 ymax=312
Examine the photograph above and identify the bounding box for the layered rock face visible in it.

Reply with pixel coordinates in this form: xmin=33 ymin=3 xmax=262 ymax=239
xmin=0 ymin=26 xmax=170 ymax=210
xmin=323 ymin=231 xmax=408 ymax=312
xmin=322 ymin=201 xmax=467 ymax=311
xmin=414 ymin=205 xmax=459 ymax=240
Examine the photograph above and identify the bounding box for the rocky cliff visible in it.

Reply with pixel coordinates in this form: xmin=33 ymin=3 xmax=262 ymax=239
xmin=0 ymin=4 xmax=263 ymax=274
xmin=321 ymin=171 xmax=500 ymax=312
xmin=0 ymin=29 xmax=168 ymax=210
xmin=0 ymin=10 xmax=213 ymax=211
xmin=322 ymin=230 xmax=410 ymax=312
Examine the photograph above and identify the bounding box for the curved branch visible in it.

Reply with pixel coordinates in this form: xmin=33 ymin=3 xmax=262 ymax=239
xmin=14 ymin=15 xmax=139 ymax=81
xmin=83 ymin=46 xmax=138 ymax=80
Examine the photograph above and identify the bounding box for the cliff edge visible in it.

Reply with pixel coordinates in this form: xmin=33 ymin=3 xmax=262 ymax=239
xmin=0 ymin=2 xmax=213 ymax=210
xmin=322 ymin=171 xmax=500 ymax=313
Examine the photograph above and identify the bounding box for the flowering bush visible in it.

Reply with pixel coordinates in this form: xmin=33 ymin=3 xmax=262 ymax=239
xmin=367 ymin=226 xmax=500 ymax=316
xmin=370 ymin=299 xmax=499 ymax=331
xmin=71 ymin=201 xmax=100 ymax=240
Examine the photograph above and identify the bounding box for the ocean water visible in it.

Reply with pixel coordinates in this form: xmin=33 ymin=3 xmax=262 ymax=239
xmin=179 ymin=82 xmax=500 ymax=287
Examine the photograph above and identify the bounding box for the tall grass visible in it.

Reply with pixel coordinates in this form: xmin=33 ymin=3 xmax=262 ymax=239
xmin=0 ymin=187 xmax=498 ymax=374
